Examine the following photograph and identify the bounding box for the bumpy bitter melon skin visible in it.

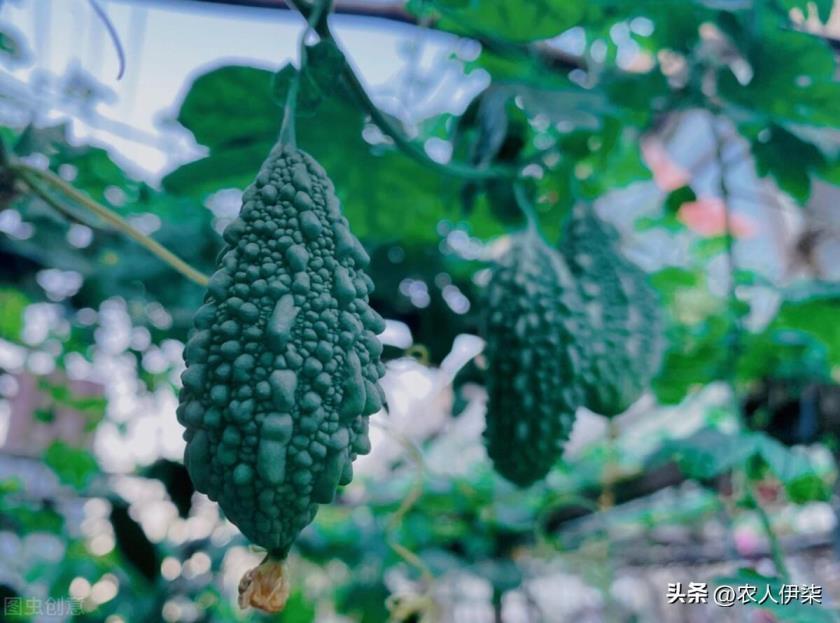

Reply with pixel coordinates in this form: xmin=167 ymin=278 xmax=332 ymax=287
xmin=561 ymin=204 xmax=663 ymax=417
xmin=482 ymin=229 xmax=583 ymax=486
xmin=177 ymin=143 xmax=386 ymax=558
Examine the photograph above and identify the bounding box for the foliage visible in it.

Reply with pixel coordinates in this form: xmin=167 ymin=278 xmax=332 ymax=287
xmin=0 ymin=0 xmax=839 ymax=621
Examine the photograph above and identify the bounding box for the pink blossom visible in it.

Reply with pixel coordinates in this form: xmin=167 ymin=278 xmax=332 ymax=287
xmin=678 ymin=196 xmax=757 ymax=238
xmin=642 ymin=138 xmax=691 ymax=191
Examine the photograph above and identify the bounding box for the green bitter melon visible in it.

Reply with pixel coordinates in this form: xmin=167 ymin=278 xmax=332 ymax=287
xmin=482 ymin=229 xmax=583 ymax=486
xmin=177 ymin=143 xmax=386 ymax=610
xmin=561 ymin=204 xmax=663 ymax=417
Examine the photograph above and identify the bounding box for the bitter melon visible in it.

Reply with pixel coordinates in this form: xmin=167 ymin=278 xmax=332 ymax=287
xmin=561 ymin=204 xmax=663 ymax=417
xmin=482 ymin=229 xmax=583 ymax=486
xmin=177 ymin=143 xmax=385 ymax=608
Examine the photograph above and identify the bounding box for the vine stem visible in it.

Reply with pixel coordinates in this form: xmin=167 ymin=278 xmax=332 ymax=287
xmin=597 ymin=420 xmax=620 ymax=621
xmin=279 ymin=70 xmax=299 ymax=147
xmin=13 ymin=162 xmax=209 ymax=287
xmin=749 ymin=489 xmax=790 ymax=580
xmin=598 ymin=419 xmax=620 ymax=511
xmin=492 ymin=588 xmax=504 ymax=623
xmin=88 ymin=0 xmax=126 ymax=80
xmin=14 ymin=168 xmax=98 ymax=227
xmin=279 ymin=0 xmax=333 ymax=147
xmin=711 ymin=112 xmax=790 ymax=580
xmin=284 ymin=0 xmax=523 ymax=182
xmin=512 ymin=181 xmax=538 ymax=231
xmin=711 ymin=115 xmax=741 ymax=389
xmin=369 ymin=419 xmax=433 ymax=584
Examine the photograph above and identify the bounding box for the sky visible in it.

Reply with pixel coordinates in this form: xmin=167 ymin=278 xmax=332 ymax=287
xmin=2 ymin=0 xmax=469 ymax=181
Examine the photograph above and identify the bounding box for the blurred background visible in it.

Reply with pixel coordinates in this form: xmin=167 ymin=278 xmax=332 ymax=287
xmin=0 ymin=0 xmax=839 ymax=621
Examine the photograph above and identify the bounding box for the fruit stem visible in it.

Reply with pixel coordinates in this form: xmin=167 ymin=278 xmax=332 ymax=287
xmin=238 ymin=554 xmax=290 ymax=612
xmin=598 ymin=418 xmax=620 ymax=511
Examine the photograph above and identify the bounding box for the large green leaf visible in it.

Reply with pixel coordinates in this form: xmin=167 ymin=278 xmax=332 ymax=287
xmin=417 ymin=0 xmax=584 ymax=43
xmin=746 ymin=124 xmax=827 ymax=203
xmin=771 ymin=290 xmax=840 ymax=367
xmin=652 ymin=312 xmax=729 ymax=405
xmin=164 ymin=63 xmax=462 ymax=244
xmin=174 ymin=64 xmax=281 ymax=150
xmin=754 ymin=434 xmax=830 ymax=503
xmin=654 ymin=427 xmax=757 ymax=480
xmin=778 ymin=0 xmax=834 ymax=23
xmin=162 ymin=65 xmax=279 ymax=196
xmin=653 ymin=428 xmax=829 ymax=503
xmin=161 ymin=141 xmax=273 ymax=196
xmin=718 ymin=19 xmax=840 ymax=128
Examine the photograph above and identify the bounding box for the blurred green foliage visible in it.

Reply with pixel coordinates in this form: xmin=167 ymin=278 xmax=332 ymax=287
xmin=0 ymin=0 xmax=839 ymax=621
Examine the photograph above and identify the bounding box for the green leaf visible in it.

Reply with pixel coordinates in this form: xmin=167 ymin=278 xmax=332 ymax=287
xmin=279 ymin=590 xmax=316 ymax=623
xmin=42 ymin=441 xmax=99 ymax=491
xmin=417 ymin=0 xmax=585 ymax=43
xmin=652 ymin=312 xmax=729 ymax=404
xmin=33 ymin=408 xmax=54 ymax=424
xmin=165 ymin=63 xmax=462 ymax=244
xmin=162 ymin=65 xmax=281 ymax=195
xmin=692 ymin=235 xmax=728 ymax=259
xmin=335 ymin=579 xmax=390 ymax=623
xmin=0 ymin=23 xmax=28 ymax=62
xmin=162 ymin=141 xmax=273 ymax=196
xmin=778 ymin=0 xmax=834 ymax=24
xmin=664 ymin=185 xmax=696 ymax=214
xmin=0 ymin=477 xmax=21 ymax=497
xmin=773 ymin=290 xmax=840 ymax=367
xmin=748 ymin=124 xmax=826 ymax=202
xmin=754 ymin=433 xmax=830 ymax=503
xmin=605 ymin=69 xmax=671 ymax=126
xmin=655 ymin=429 xmax=829 ymax=503
xmin=718 ymin=21 xmax=840 ymax=128
xmin=650 ymin=266 xmax=702 ymax=303
xmin=738 ymin=328 xmax=830 ymax=384
xmin=300 ymin=38 xmax=347 ymax=105
xmin=0 ymin=288 xmax=28 ymax=342
xmin=635 ymin=212 xmax=684 ymax=232
xmin=3 ymin=502 xmax=65 ymax=535
xmin=174 ymin=65 xmax=281 ymax=151
xmin=653 ymin=427 xmax=757 ymax=480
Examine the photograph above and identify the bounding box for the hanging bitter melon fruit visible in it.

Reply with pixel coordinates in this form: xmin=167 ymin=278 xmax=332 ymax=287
xmin=561 ymin=204 xmax=663 ymax=417
xmin=177 ymin=143 xmax=386 ymax=611
xmin=482 ymin=229 xmax=584 ymax=486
